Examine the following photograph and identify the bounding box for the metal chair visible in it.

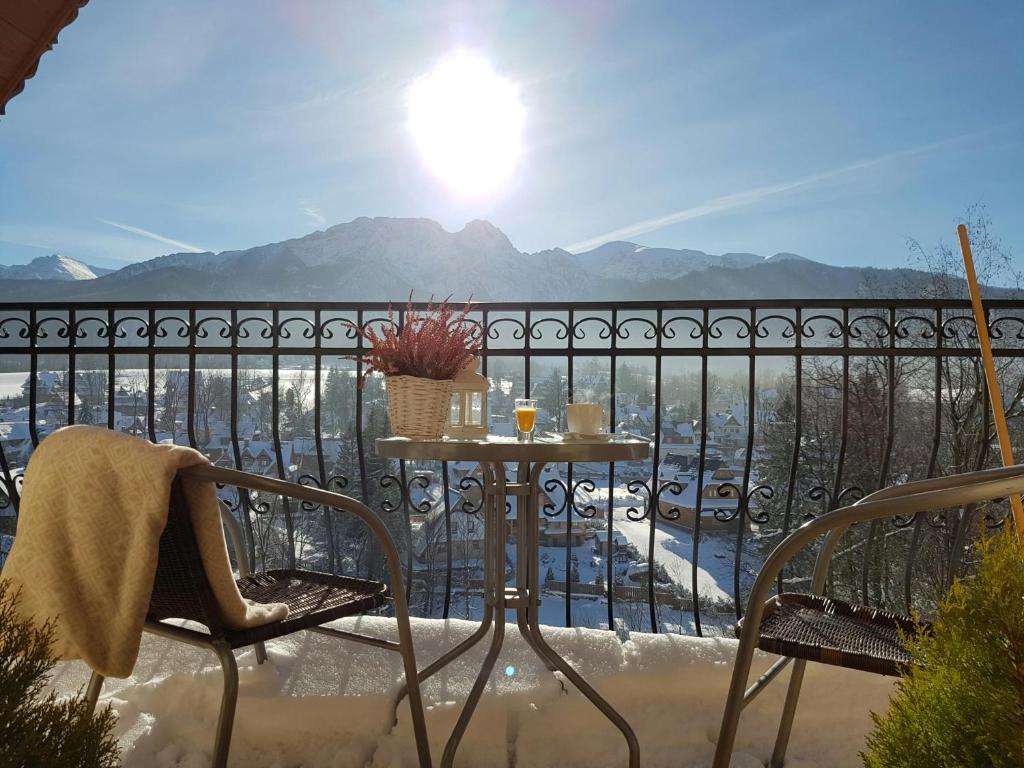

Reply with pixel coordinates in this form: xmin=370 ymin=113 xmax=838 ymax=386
xmin=712 ymin=464 xmax=1024 ymax=768
xmin=83 ymin=463 xmax=432 ymax=768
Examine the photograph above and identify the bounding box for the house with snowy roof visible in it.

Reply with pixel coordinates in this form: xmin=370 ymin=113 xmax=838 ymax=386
xmin=0 ymin=421 xmax=34 ymax=466
xmin=656 ymin=465 xmax=742 ymax=531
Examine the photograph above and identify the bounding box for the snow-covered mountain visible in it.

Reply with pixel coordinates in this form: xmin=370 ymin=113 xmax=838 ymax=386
xmin=0 ymin=218 xmax=983 ymax=301
xmin=0 ymin=254 xmax=112 ymax=281
xmin=101 ymin=217 xmax=605 ymax=301
xmin=576 ymin=241 xmax=774 ymax=282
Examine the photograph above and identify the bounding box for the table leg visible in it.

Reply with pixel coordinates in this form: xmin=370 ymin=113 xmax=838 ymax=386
xmin=392 ymin=463 xmax=504 ymax=721
xmin=522 ymin=462 xmax=640 ymax=768
xmin=391 ymin=604 xmax=494 ymax=720
xmin=439 ymin=461 xmax=509 ymax=767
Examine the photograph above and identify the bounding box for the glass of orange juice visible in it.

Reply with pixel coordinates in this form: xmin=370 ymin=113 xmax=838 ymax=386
xmin=514 ymin=398 xmax=538 ymax=442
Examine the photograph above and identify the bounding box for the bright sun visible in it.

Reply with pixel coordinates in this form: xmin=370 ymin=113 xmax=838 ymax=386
xmin=407 ymin=52 xmax=525 ymax=197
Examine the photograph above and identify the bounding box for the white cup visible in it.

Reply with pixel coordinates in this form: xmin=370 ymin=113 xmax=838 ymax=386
xmin=566 ymin=403 xmax=603 ymax=435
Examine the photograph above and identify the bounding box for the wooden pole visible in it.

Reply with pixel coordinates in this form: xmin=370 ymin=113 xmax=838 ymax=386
xmin=958 ymin=223 xmax=1024 ymax=533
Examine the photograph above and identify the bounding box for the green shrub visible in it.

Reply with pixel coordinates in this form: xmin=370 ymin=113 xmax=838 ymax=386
xmin=0 ymin=579 xmax=119 ymax=768
xmin=862 ymin=528 xmax=1024 ymax=767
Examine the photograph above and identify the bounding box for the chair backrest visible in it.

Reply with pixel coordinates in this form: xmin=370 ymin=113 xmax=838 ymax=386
xmin=146 ymin=477 xmax=227 ymax=638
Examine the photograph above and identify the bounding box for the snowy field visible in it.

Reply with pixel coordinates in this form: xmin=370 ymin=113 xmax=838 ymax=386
xmin=50 ymin=617 xmax=894 ymax=768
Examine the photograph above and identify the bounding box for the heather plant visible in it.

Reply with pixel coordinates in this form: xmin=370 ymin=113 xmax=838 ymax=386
xmin=861 ymin=527 xmax=1024 ymax=768
xmin=0 ymin=579 xmax=119 ymax=768
xmin=356 ymin=296 xmax=480 ymax=386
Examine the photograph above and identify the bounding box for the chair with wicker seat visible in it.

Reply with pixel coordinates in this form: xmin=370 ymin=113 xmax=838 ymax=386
xmin=82 ymin=463 xmax=432 ymax=768
xmin=711 ymin=464 xmax=1024 ymax=768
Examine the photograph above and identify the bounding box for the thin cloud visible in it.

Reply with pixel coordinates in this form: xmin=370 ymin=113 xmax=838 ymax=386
xmin=563 ymin=132 xmax=987 ymax=253
xmin=97 ymin=219 xmax=208 ymax=253
xmin=299 ymin=201 xmax=327 ymax=229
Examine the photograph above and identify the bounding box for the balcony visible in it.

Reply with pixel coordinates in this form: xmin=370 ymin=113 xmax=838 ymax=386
xmin=2 ymin=298 xmax=1020 ymax=766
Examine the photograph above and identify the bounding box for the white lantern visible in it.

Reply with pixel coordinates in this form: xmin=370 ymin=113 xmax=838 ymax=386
xmin=446 ymin=358 xmax=489 ymax=438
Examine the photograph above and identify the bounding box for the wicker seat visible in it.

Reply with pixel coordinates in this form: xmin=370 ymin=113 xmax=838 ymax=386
xmin=228 ymin=570 xmax=388 ymax=647
xmin=739 ymin=593 xmax=924 ymax=676
xmin=84 ymin=464 xmax=432 ymax=768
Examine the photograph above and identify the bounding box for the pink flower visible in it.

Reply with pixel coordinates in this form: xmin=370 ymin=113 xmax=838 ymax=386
xmin=354 ymin=295 xmax=481 ymax=388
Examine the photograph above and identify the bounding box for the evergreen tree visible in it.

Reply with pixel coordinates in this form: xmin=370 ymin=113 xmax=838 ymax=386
xmin=0 ymin=581 xmax=119 ymax=768
xmin=862 ymin=528 xmax=1024 ymax=767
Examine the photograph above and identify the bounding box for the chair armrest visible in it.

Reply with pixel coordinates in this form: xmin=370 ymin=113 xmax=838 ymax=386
xmin=181 ymin=464 xmax=411 ymax=606
xmin=806 ymin=463 xmax=1024 ymax=594
xmin=738 ymin=464 xmax=1024 ymax=643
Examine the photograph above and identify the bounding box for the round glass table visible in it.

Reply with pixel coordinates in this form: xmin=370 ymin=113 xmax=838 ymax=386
xmin=378 ymin=435 xmax=648 ymax=768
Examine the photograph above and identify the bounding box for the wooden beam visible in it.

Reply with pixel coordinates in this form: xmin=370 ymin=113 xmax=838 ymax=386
xmin=958 ymin=223 xmax=1024 ymax=534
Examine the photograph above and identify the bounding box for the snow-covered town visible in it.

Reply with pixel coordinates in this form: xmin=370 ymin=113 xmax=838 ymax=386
xmin=0 ymin=364 xmax=775 ymax=636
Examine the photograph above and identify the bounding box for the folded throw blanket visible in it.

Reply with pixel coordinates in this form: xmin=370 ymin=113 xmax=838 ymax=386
xmin=1 ymin=426 xmax=287 ymax=677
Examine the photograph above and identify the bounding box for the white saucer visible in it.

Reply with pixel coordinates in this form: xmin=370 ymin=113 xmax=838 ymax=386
xmin=555 ymin=432 xmax=613 ymax=442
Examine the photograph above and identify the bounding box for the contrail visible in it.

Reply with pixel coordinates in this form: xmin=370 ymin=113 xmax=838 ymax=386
xmin=563 ymin=132 xmax=987 ymax=253
xmin=98 ymin=219 xmax=208 ymax=253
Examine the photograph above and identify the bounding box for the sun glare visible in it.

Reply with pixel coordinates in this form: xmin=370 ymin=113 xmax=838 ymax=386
xmin=407 ymin=51 xmax=525 ymax=197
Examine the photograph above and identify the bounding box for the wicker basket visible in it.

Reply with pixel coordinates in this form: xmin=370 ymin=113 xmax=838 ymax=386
xmin=385 ymin=375 xmax=453 ymax=439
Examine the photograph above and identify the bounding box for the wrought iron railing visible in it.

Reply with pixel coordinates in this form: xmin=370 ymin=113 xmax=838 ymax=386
xmin=1 ymin=299 xmax=1021 ymax=635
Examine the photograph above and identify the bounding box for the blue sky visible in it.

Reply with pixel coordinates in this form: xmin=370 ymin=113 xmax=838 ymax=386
xmin=1 ymin=0 xmax=1022 ymax=271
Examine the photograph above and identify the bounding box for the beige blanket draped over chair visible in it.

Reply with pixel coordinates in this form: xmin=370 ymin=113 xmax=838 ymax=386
xmin=1 ymin=426 xmax=287 ymax=678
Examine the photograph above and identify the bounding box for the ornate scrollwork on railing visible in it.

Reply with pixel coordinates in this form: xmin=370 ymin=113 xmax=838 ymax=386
xmin=378 ymin=474 xmax=405 ymax=513
xmin=151 ymin=316 xmax=190 ymax=340
xmin=837 ymin=486 xmax=866 ymax=506
xmin=542 ymin=477 xmax=568 ymax=517
xmin=34 ymin=316 xmax=72 ymax=340
xmin=72 ymin=315 xmax=109 ymax=340
xmin=458 ymin=316 xmax=485 ymax=345
xmin=109 ymin=316 xmax=149 ymax=340
xmin=0 ymin=471 xmax=24 ymax=510
xmin=800 ymin=313 xmax=845 ymax=341
xmin=847 ymin=313 xmax=891 ymax=342
xmin=570 ymin=478 xmax=600 ymax=519
xmin=355 ymin=314 xmax=399 ymax=342
xmin=245 ymin=488 xmax=272 ymax=515
xmin=325 ymin=474 xmax=349 ymax=493
xmin=940 ymin=315 xmax=978 ymax=343
xmin=661 ymin=315 xmax=704 ymax=341
xmin=707 ymin=315 xmax=753 ymax=341
xmin=615 ymin=316 xmax=659 ymax=342
xmin=754 ymin=314 xmax=798 ymax=341
xmin=893 ymin=314 xmax=937 ymax=341
xmin=296 ymin=473 xmax=325 ymax=511
xmin=486 ymin=317 xmax=527 ymax=343
xmin=709 ymin=483 xmax=774 ymax=524
xmin=319 ymin=317 xmax=360 ymax=342
xmin=528 ymin=317 xmax=569 ymax=342
xmin=571 ymin=316 xmax=614 ymax=342
xmin=988 ymin=316 xmax=1024 ymax=342
xmin=982 ymin=500 xmax=1011 ymax=529
xmin=892 ymin=509 xmax=919 ymax=528
xmin=278 ymin=316 xmax=317 ymax=341
xmin=652 ymin=480 xmax=684 ymax=522
xmin=194 ymin=316 xmax=233 ymax=340
xmin=456 ymin=475 xmax=485 ymax=514
xmin=236 ymin=316 xmax=275 ymax=340
xmin=406 ymin=474 xmax=434 ymax=513
xmin=0 ymin=317 xmax=31 ymax=341
xmin=625 ymin=479 xmax=651 ymax=521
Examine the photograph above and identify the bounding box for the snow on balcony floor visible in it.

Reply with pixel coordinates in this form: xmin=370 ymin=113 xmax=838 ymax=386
xmin=50 ymin=616 xmax=894 ymax=768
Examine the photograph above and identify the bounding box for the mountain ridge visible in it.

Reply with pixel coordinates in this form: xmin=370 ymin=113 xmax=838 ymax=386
xmin=0 ymin=218 xmax=1005 ymax=301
